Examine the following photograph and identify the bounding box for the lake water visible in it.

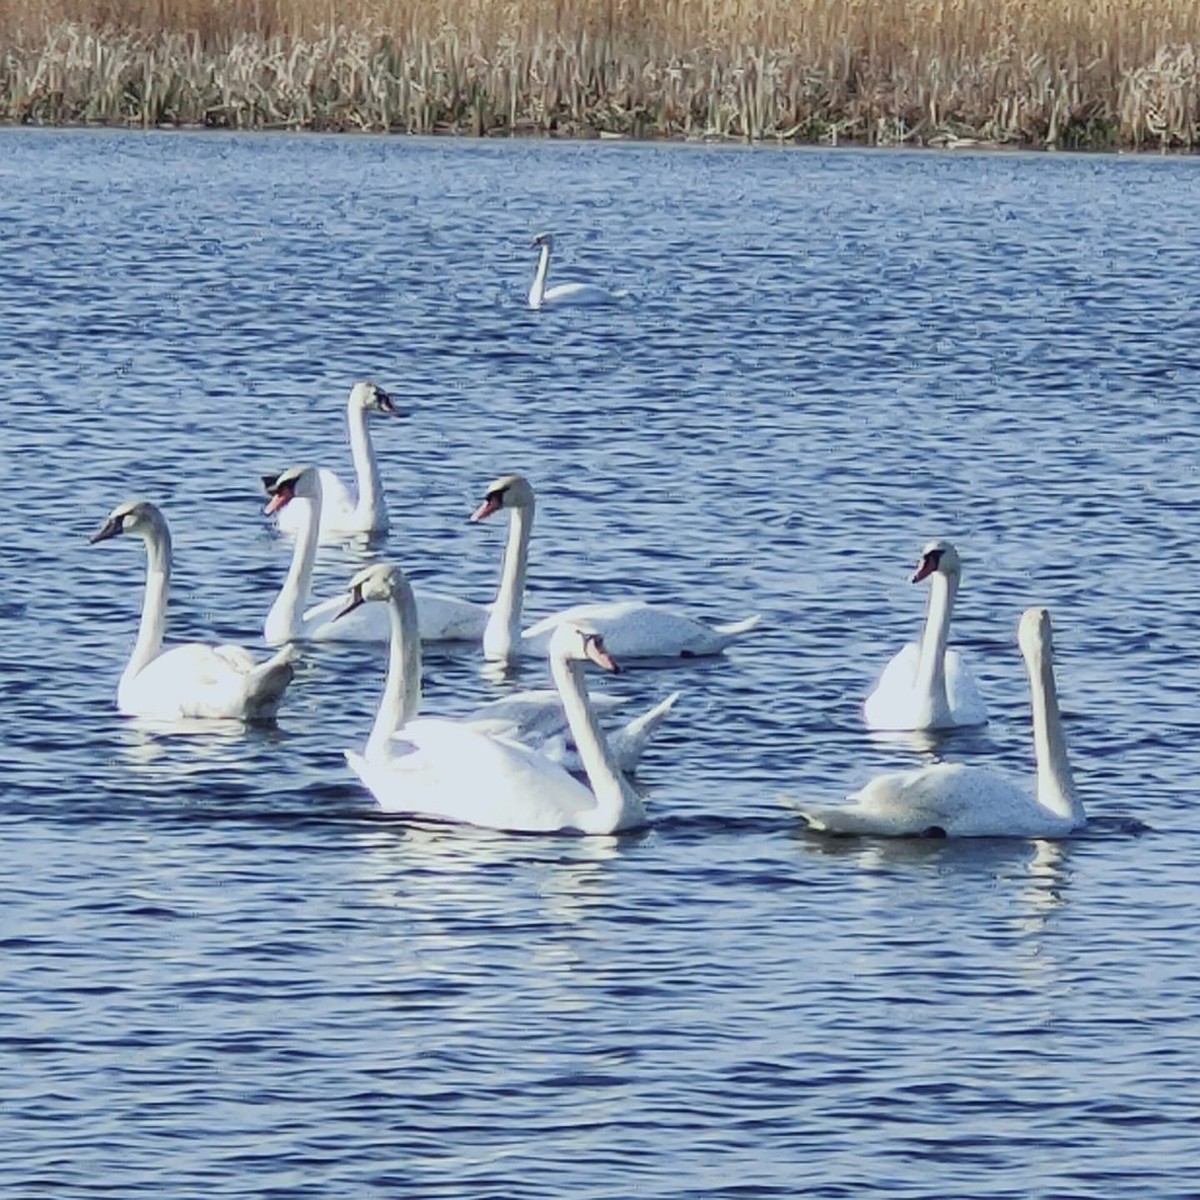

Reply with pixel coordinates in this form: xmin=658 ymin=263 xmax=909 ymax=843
xmin=3 ymin=128 xmax=1200 ymax=1197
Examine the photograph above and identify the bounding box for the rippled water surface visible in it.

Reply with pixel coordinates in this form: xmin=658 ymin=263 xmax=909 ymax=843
xmin=4 ymin=129 xmax=1200 ymax=1197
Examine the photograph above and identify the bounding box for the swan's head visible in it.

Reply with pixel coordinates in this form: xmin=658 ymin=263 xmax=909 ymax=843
xmin=911 ymin=539 xmax=961 ymax=583
xmin=90 ymin=499 xmax=166 ymax=544
xmin=550 ymin=622 xmax=621 ymax=675
xmin=470 ymin=473 xmax=535 ymax=522
xmin=262 ymin=465 xmax=319 ymax=514
xmin=348 ymin=381 xmax=403 ymax=417
xmin=1018 ymin=606 xmax=1054 ymax=662
xmin=530 ymin=232 xmax=554 ymax=250
xmin=336 ymin=562 xmax=410 ymax=620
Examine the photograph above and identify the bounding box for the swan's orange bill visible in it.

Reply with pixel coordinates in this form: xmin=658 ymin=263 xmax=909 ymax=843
xmin=911 ymin=557 xmax=936 ymax=583
xmin=585 ymin=639 xmax=621 ymax=674
xmin=264 ymin=491 xmax=290 ymax=516
xmin=470 ymin=496 xmax=501 ymax=522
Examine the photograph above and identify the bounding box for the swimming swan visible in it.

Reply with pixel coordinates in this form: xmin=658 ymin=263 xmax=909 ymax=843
xmin=802 ymin=607 xmax=1084 ymax=838
xmin=272 ymin=381 xmax=400 ymax=540
xmin=527 ymin=232 xmax=621 ymax=310
xmin=263 ymin=465 xmax=489 ymax=644
xmin=90 ymin=500 xmax=296 ymax=722
xmin=340 ymin=563 xmax=647 ymax=834
xmin=863 ymin=539 xmax=988 ymax=731
xmin=471 ymin=473 xmax=760 ymax=663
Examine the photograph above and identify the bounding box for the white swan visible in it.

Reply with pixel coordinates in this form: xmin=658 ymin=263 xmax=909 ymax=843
xmin=802 ymin=607 xmax=1085 ymax=838
xmin=864 ymin=539 xmax=988 ymax=731
xmin=263 ymin=465 xmax=489 ymax=644
xmin=90 ymin=500 xmax=297 ymax=722
xmin=471 ymin=473 xmax=760 ymax=663
xmin=271 ymin=381 xmax=400 ymax=540
xmin=527 ymin=232 xmax=621 ymax=310
xmin=340 ymin=563 xmax=648 ymax=834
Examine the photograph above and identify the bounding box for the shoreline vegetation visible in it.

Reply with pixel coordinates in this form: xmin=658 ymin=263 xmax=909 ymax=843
xmin=1 ymin=1 xmax=1197 ymax=150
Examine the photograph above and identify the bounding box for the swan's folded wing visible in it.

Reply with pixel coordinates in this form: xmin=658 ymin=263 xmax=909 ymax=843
xmin=522 ymin=600 xmax=741 ymax=658
xmin=943 ymin=648 xmax=989 ymax=726
xmin=411 ymin=587 xmax=490 ymax=642
xmin=464 ymin=689 xmax=625 ymax=741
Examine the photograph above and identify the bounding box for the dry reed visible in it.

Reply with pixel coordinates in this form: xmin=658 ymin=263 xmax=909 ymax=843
xmin=0 ymin=0 xmax=1197 ymax=148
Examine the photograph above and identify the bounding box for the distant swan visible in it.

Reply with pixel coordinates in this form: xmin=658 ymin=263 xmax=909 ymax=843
xmin=91 ymin=500 xmax=296 ymax=722
xmin=527 ymin=232 xmax=621 ymax=310
xmin=263 ymin=465 xmax=489 ymax=644
xmin=272 ymin=381 xmax=400 ymax=540
xmin=864 ymin=539 xmax=988 ymax=731
xmin=802 ymin=607 xmax=1084 ymax=838
xmin=340 ymin=563 xmax=648 ymax=834
xmin=470 ymin=473 xmax=760 ymax=663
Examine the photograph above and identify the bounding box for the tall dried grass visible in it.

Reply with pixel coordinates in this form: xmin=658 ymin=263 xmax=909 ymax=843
xmin=0 ymin=0 xmax=1196 ymax=147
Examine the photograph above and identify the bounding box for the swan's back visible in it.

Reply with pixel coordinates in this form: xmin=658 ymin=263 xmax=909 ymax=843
xmin=522 ymin=601 xmax=757 ymax=658
xmin=348 ymin=718 xmax=603 ymax=833
xmin=121 ymin=642 xmax=294 ymax=721
xmin=800 ymin=762 xmax=1078 ymax=839
xmin=541 ymin=281 xmax=619 ymax=307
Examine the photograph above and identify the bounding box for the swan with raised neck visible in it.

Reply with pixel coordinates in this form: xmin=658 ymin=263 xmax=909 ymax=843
xmin=338 ymin=562 xmax=646 ymax=834
xmin=272 ymin=380 xmax=400 ymax=540
xmin=90 ymin=499 xmax=296 ymax=722
xmin=864 ymin=539 xmax=988 ymax=731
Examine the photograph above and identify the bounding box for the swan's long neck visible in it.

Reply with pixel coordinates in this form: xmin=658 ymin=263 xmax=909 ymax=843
xmin=528 ymin=243 xmax=551 ymax=308
xmin=1026 ymin=643 xmax=1083 ymax=825
xmin=367 ymin=584 xmax=423 ymax=760
xmin=264 ymin=491 xmax=320 ymax=643
xmin=913 ymin=571 xmax=956 ymax=725
xmin=123 ymin=521 xmax=171 ymax=689
xmin=482 ymin=501 xmax=533 ymax=663
xmin=347 ymin=401 xmax=387 ymax=530
xmin=550 ymin=653 xmax=641 ymax=834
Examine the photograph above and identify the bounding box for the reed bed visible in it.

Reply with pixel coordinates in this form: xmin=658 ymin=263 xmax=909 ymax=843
xmin=1 ymin=0 xmax=1197 ymax=148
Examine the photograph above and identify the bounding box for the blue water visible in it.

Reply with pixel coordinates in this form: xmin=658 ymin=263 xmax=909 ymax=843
xmin=3 ymin=129 xmax=1200 ymax=1197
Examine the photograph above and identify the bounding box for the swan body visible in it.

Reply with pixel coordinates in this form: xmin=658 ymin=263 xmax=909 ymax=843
xmin=263 ymin=465 xmax=489 ymax=644
xmin=91 ymin=500 xmax=296 ymax=722
xmin=802 ymin=607 xmax=1084 ymax=838
xmin=340 ymin=564 xmax=647 ymax=834
xmin=527 ymin=232 xmax=621 ymax=310
xmin=864 ymin=539 xmax=988 ymax=731
xmin=273 ymin=381 xmax=400 ymax=540
xmin=471 ymin=473 xmax=760 ymax=663
xmin=465 ymin=687 xmax=681 ymax=774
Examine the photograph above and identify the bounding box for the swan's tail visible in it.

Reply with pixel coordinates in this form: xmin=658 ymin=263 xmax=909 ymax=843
xmin=609 ymin=690 xmax=682 ymax=773
xmin=713 ymin=613 xmax=762 ymax=647
xmin=244 ymin=644 xmax=299 ymax=720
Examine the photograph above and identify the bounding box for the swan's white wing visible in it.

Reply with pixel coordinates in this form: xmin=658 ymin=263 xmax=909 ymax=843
xmin=522 ymin=600 xmax=755 ymax=658
xmin=943 ymin=648 xmax=988 ymax=727
xmin=800 ymin=762 xmax=1071 ymax=838
xmin=347 ymin=718 xmax=600 ymax=832
xmin=542 ymin=281 xmax=620 ymax=307
xmin=412 ymin=587 xmax=490 ymax=642
xmin=120 ymin=642 xmax=294 ymax=721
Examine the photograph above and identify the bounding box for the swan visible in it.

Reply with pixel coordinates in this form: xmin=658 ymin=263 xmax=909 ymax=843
xmin=339 ymin=563 xmax=648 ymax=834
xmin=90 ymin=500 xmax=297 ymax=722
xmin=263 ymin=465 xmax=490 ymax=644
xmin=863 ymin=539 xmax=988 ymax=731
xmin=527 ymin=232 xmax=621 ymax=310
xmin=801 ymin=607 xmax=1085 ymax=838
xmin=470 ymin=473 xmax=760 ymax=663
xmin=271 ymin=381 xmax=400 ymax=540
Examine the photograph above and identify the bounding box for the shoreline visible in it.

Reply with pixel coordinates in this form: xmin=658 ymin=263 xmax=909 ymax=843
xmin=2 ymin=16 xmax=1197 ymax=154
